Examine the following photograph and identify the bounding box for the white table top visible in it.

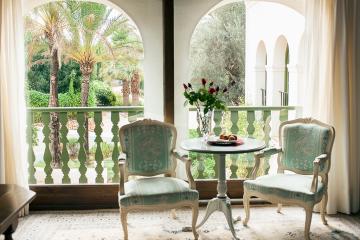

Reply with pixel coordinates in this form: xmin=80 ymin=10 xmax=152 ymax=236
xmin=180 ymin=137 xmax=266 ymax=154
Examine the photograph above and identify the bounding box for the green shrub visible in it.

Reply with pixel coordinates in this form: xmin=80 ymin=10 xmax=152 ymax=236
xmin=89 ymin=142 xmax=114 ymax=159
xmin=92 ymin=80 xmax=117 ymax=106
xmin=28 ymin=90 xmax=96 ymax=108
xmin=67 ymin=138 xmax=79 ymax=159
xmin=96 ymin=88 xmax=117 ymax=106
xmin=28 ymin=90 xmax=49 ymax=107
xmin=28 ymin=88 xmax=96 ymax=122
xmin=115 ymin=94 xmax=123 ymax=106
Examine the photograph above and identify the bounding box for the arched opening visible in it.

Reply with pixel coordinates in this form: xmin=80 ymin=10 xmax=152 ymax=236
xmin=24 ymin=0 xmax=145 ymax=184
xmin=189 ymin=1 xmax=246 ymax=106
xmin=272 ymin=35 xmax=289 ymax=106
xmin=255 ymin=41 xmax=267 ymax=106
xmin=25 ymin=1 xmax=144 ymax=108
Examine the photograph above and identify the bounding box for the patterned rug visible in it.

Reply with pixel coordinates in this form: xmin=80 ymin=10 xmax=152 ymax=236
xmin=6 ymin=206 xmax=360 ymax=240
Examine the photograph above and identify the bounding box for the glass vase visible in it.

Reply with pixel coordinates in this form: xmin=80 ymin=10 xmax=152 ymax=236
xmin=196 ymin=107 xmax=213 ymax=142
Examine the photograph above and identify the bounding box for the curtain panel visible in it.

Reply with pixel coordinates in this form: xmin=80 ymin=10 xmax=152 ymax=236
xmin=0 ymin=0 xmax=28 ymax=196
xmin=303 ymin=0 xmax=360 ymax=214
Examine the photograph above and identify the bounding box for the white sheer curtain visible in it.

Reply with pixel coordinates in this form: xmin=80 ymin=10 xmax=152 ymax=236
xmin=0 ymin=0 xmax=28 ymax=199
xmin=303 ymin=0 xmax=360 ymax=214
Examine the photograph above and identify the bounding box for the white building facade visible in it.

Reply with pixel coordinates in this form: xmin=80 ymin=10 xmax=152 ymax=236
xmin=245 ymin=1 xmax=305 ymax=107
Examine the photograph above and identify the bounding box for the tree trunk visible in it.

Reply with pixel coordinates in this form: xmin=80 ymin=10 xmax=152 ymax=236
xmin=80 ymin=70 xmax=92 ymax=155
xmin=122 ymin=79 xmax=130 ymax=105
xmin=130 ymin=70 xmax=140 ymax=105
xmin=49 ymin=47 xmax=61 ymax=169
xmin=81 ymin=73 xmax=91 ymax=107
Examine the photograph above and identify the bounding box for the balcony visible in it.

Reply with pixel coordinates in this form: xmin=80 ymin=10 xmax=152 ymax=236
xmin=27 ymin=105 xmax=297 ymax=185
xmin=27 ymin=106 xmax=144 ymax=185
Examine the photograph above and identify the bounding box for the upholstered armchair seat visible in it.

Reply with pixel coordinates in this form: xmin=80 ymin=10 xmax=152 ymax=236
xmin=119 ymin=177 xmax=199 ymax=207
xmin=244 ymin=174 xmax=325 ymax=203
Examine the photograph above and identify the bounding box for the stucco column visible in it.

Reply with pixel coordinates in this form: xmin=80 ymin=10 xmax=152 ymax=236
xmin=253 ymin=66 xmax=267 ymax=105
xmin=287 ymin=64 xmax=298 ymax=106
xmin=265 ymin=65 xmax=285 ymax=106
xmin=265 ymin=65 xmax=285 ymax=141
xmin=288 ymin=64 xmax=303 ymax=118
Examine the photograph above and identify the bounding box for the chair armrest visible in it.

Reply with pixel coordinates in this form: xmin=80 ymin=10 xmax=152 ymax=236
xmin=172 ymin=150 xmax=196 ymax=190
xmin=250 ymin=147 xmax=282 ymax=179
xmin=310 ymin=154 xmax=328 ymax=193
xmin=254 ymin=147 xmax=282 ymax=158
xmin=118 ymin=154 xmax=126 ymax=195
xmin=172 ymin=150 xmax=189 ymax=162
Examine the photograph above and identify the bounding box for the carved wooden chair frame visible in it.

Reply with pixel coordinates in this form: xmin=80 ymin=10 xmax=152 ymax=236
xmin=118 ymin=119 xmax=199 ymax=240
xmin=243 ymin=118 xmax=335 ymax=240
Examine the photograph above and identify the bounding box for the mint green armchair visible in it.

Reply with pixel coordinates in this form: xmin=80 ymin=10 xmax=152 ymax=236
xmin=118 ymin=119 xmax=199 ymax=240
xmin=243 ymin=118 xmax=335 ymax=240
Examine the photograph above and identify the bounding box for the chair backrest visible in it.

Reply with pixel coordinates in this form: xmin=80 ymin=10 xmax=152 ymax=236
xmin=278 ymin=118 xmax=335 ymax=176
xmin=119 ymin=119 xmax=177 ymax=177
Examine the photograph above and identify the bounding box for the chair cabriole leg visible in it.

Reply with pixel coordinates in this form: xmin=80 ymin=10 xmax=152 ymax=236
xmin=192 ymin=203 xmax=199 ymax=240
xmin=320 ymin=192 xmax=328 ymax=225
xmin=243 ymin=190 xmax=250 ymax=226
xmin=120 ymin=208 xmax=128 ymax=240
xmin=304 ymin=205 xmax=313 ymax=240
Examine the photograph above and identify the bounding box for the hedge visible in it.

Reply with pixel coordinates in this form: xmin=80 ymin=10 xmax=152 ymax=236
xmin=28 ymin=90 xmax=96 ymax=108
xmin=92 ymin=80 xmax=117 ymax=106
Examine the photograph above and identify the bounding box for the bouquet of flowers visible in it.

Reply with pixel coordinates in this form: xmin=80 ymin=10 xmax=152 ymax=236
xmin=183 ymin=78 xmax=229 ymax=140
xmin=183 ymin=78 xmax=227 ymax=113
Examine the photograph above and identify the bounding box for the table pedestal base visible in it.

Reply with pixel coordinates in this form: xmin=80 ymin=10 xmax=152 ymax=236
xmin=196 ymin=196 xmax=240 ymax=240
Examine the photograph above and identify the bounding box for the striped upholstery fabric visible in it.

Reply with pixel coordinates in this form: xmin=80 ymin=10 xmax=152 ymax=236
xmin=244 ymin=174 xmax=325 ymax=203
xmin=119 ymin=177 xmax=199 ymax=207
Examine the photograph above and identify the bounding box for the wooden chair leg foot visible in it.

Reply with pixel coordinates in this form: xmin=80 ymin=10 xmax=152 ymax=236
xmin=304 ymin=206 xmax=313 ymax=240
xmin=120 ymin=208 xmax=128 ymax=240
xmin=192 ymin=204 xmax=199 ymax=240
xmin=321 ymin=193 xmax=328 ymax=225
xmin=243 ymin=191 xmax=250 ymax=226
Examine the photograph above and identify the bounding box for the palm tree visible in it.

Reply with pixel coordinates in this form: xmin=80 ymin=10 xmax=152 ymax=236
xmin=122 ymin=79 xmax=130 ymax=105
xmin=62 ymin=0 xmax=141 ymax=151
xmin=130 ymin=69 xmax=141 ymax=105
xmin=26 ymin=3 xmax=67 ymax=168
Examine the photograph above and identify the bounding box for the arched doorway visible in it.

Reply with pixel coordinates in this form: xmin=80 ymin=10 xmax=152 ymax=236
xmin=255 ymin=41 xmax=267 ymax=106
xmin=189 ymin=1 xmax=246 ymax=106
